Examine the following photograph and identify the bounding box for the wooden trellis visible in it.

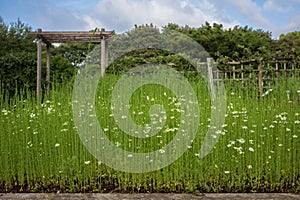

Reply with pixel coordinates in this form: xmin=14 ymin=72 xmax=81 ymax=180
xmin=31 ymin=28 xmax=114 ymax=97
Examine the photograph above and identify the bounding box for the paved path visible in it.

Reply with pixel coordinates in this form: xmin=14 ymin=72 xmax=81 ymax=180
xmin=0 ymin=193 xmax=300 ymax=200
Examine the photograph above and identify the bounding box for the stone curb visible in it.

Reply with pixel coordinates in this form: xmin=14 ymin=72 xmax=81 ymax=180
xmin=0 ymin=193 xmax=300 ymax=200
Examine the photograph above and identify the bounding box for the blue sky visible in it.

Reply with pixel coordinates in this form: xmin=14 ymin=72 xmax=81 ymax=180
xmin=0 ymin=0 xmax=299 ymax=38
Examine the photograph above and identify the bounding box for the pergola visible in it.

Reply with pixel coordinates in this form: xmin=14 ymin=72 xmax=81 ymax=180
xmin=31 ymin=28 xmax=114 ymax=97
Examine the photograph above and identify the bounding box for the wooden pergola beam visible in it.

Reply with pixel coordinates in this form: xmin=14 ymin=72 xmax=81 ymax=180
xmin=31 ymin=28 xmax=114 ymax=98
xmin=31 ymin=29 xmax=114 ymax=44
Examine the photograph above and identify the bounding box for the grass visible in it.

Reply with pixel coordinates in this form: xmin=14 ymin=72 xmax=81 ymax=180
xmin=0 ymin=73 xmax=300 ymax=193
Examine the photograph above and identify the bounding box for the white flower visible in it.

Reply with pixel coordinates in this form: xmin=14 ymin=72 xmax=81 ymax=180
xmin=127 ymin=154 xmax=133 ymax=158
xmin=55 ymin=143 xmax=60 ymax=147
xmin=247 ymin=165 xmax=252 ymax=169
xmin=232 ymin=111 xmax=238 ymax=115
xmin=281 ymin=116 xmax=287 ymax=121
xmin=174 ymin=102 xmax=181 ymax=106
xmin=2 ymin=109 xmax=9 ymax=116
xmin=84 ymin=160 xmax=91 ymax=165
xmin=222 ymin=124 xmax=228 ymax=128
xmin=248 ymin=147 xmax=255 ymax=152
xmin=224 ymin=171 xmax=230 ymax=174
xmin=159 ymin=149 xmax=165 ymax=154
xmin=292 ymin=135 xmax=298 ymax=138
xmin=237 ymin=138 xmax=245 ymax=144
xmin=233 ymin=146 xmax=243 ymax=154
xmin=115 ymin=142 xmax=121 ymax=147
xmin=47 ymin=107 xmax=53 ymax=114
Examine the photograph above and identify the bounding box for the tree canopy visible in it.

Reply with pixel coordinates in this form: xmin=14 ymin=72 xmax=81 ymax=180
xmin=0 ymin=18 xmax=300 ymax=97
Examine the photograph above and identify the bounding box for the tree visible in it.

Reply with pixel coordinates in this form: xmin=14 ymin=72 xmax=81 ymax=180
xmin=0 ymin=17 xmax=36 ymax=97
xmin=0 ymin=18 xmax=80 ymax=98
xmin=164 ymin=22 xmax=274 ymax=64
xmin=275 ymin=31 xmax=300 ymax=61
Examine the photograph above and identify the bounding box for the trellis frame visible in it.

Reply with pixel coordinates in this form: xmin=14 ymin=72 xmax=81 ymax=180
xmin=31 ymin=28 xmax=114 ymax=97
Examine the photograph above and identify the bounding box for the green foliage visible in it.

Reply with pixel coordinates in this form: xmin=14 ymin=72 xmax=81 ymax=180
xmin=0 ymin=51 xmax=37 ymax=97
xmin=0 ymin=17 xmax=80 ymax=98
xmin=164 ymin=22 xmax=274 ymax=63
xmin=106 ymin=48 xmax=194 ymax=75
xmin=0 ymin=17 xmax=37 ymax=97
xmin=0 ymin=17 xmax=35 ymax=56
xmin=1 ymin=75 xmax=299 ymax=192
xmin=49 ymin=54 xmax=77 ymax=83
xmin=275 ymin=31 xmax=300 ymax=61
xmin=105 ymin=25 xmax=206 ymax=74
xmin=52 ymin=43 xmax=96 ymax=67
xmin=0 ymin=18 xmax=300 ymax=98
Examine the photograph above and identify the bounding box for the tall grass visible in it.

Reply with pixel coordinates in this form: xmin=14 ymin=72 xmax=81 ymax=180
xmin=0 ymin=75 xmax=300 ymax=192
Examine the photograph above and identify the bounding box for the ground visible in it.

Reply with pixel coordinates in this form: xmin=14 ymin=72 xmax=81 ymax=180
xmin=0 ymin=193 xmax=300 ymax=200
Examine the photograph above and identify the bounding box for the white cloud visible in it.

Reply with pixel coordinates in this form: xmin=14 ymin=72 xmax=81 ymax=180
xmin=4 ymin=0 xmax=299 ymax=38
xmin=224 ymin=0 xmax=274 ymax=29
xmin=263 ymin=0 xmax=300 ymax=12
xmin=261 ymin=0 xmax=300 ymax=37
xmin=275 ymin=14 xmax=300 ymax=36
xmin=82 ymin=0 xmax=238 ymax=32
xmin=263 ymin=0 xmax=286 ymax=12
xmin=81 ymin=15 xmax=103 ymax=30
xmin=16 ymin=0 xmax=89 ymax=31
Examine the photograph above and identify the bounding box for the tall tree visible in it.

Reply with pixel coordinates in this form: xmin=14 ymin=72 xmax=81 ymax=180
xmin=0 ymin=17 xmax=36 ymax=97
xmin=275 ymin=31 xmax=300 ymax=61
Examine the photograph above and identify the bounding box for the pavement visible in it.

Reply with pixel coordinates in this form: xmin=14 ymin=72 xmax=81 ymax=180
xmin=0 ymin=193 xmax=300 ymax=200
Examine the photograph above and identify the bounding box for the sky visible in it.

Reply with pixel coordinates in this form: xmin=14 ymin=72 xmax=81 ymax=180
xmin=0 ymin=0 xmax=300 ymax=38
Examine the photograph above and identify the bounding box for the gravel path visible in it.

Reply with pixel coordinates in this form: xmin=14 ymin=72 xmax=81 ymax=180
xmin=0 ymin=193 xmax=300 ymax=200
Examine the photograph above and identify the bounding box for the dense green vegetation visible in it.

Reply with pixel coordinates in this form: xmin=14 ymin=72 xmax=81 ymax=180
xmin=1 ymin=75 xmax=300 ymax=192
xmin=0 ymin=18 xmax=300 ymax=193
